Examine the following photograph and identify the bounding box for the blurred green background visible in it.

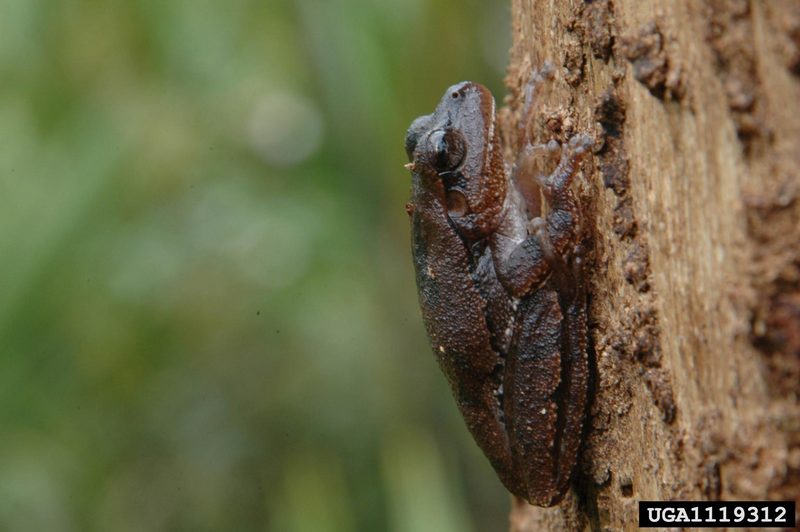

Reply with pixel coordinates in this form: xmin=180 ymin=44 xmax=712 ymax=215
xmin=0 ymin=0 xmax=511 ymax=530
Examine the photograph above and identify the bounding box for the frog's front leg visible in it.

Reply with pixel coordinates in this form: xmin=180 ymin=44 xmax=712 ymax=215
xmin=491 ymin=133 xmax=592 ymax=297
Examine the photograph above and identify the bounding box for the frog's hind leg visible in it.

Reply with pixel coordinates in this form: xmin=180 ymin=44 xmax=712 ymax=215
xmin=503 ymin=288 xmax=568 ymax=507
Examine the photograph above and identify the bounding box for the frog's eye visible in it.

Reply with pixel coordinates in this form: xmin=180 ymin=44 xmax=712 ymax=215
xmin=429 ymin=129 xmax=466 ymax=172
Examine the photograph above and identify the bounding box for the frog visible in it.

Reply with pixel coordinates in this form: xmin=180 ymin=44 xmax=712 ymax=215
xmin=403 ymin=72 xmax=592 ymax=507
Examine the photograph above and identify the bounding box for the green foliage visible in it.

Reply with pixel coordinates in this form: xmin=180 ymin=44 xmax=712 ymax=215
xmin=0 ymin=0 xmax=510 ymax=529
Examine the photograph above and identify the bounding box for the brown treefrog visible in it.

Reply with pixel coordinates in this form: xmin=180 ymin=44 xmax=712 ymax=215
xmin=404 ymin=73 xmax=592 ymax=506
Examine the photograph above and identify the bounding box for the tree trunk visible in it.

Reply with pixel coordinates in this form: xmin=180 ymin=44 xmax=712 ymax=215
xmin=504 ymin=1 xmax=800 ymax=529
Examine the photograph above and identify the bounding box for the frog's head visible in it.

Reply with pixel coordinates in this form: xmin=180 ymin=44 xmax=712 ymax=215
xmin=405 ymin=82 xmax=507 ymax=241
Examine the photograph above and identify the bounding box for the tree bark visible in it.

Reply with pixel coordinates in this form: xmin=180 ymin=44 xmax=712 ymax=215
xmin=504 ymin=1 xmax=800 ymax=529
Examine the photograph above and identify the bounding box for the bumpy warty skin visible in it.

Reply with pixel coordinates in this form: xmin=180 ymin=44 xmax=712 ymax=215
xmin=405 ymin=81 xmax=590 ymax=506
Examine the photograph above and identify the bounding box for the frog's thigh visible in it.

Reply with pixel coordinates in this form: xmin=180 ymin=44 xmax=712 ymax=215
xmin=503 ymin=288 xmax=563 ymax=501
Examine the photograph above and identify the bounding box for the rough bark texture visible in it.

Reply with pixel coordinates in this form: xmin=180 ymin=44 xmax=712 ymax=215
xmin=503 ymin=1 xmax=800 ymax=530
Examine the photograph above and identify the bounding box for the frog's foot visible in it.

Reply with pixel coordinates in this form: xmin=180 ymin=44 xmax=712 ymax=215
xmin=564 ymin=133 xmax=593 ymax=157
xmin=544 ymin=133 xmax=594 ymax=193
xmin=512 ymin=139 xmax=559 ymax=194
xmin=521 ymin=139 xmax=560 ymax=160
xmin=525 ymin=133 xmax=593 ymax=188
